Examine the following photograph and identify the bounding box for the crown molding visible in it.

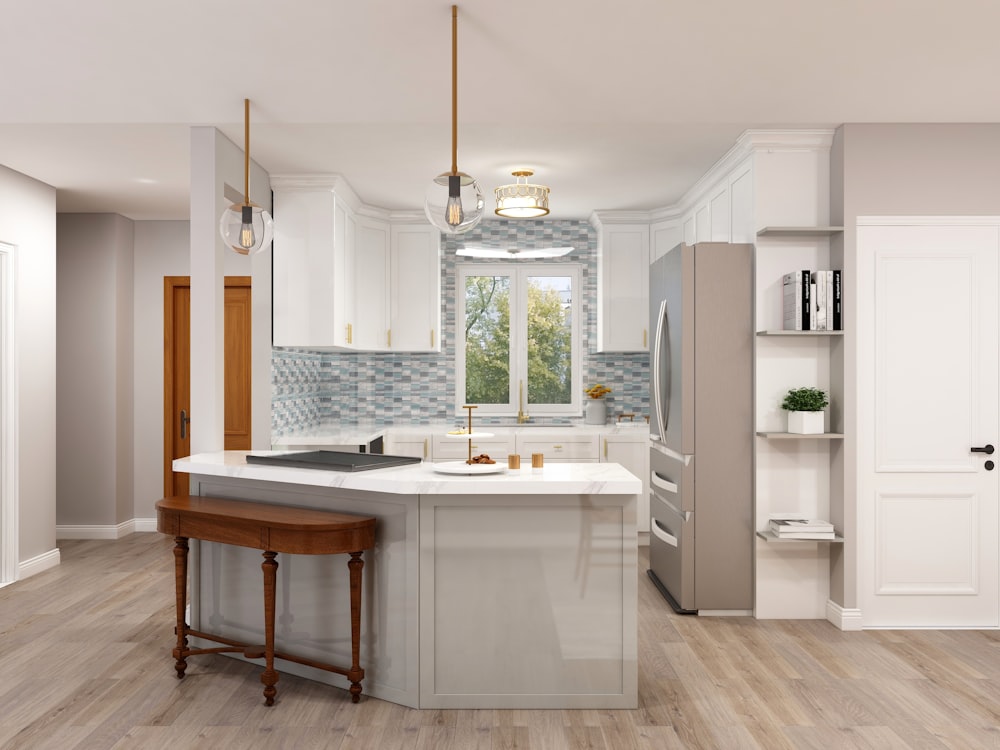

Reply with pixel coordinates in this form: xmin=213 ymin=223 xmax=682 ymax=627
xmin=269 ymin=173 xmax=363 ymax=213
xmin=589 ymin=210 xmax=655 ymax=227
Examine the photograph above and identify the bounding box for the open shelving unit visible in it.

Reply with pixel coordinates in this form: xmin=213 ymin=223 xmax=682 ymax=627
xmin=756 ymin=226 xmax=845 ymax=237
xmin=755 ymin=530 xmax=845 ymax=543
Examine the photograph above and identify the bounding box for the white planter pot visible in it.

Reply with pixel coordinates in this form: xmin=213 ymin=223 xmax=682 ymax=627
xmin=584 ymin=398 xmax=608 ymax=425
xmin=787 ymin=410 xmax=824 ymax=434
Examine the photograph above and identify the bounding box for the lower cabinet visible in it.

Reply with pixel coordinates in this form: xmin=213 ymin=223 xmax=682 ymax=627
xmin=515 ymin=434 xmax=600 ymax=463
xmin=602 ymin=433 xmax=650 ymax=534
xmin=385 ymin=432 xmax=430 ymax=460
xmin=431 ymin=434 xmax=515 ymax=461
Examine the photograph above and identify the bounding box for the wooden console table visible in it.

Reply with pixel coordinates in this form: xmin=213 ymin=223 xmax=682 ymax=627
xmin=155 ymin=495 xmax=376 ymax=705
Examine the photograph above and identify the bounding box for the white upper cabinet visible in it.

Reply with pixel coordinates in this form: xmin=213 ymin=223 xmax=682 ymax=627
xmin=273 ymin=181 xmax=355 ymax=349
xmin=354 ymin=215 xmax=390 ymax=351
xmin=592 ymin=216 xmax=649 ymax=352
xmin=390 ymin=223 xmax=441 ymax=352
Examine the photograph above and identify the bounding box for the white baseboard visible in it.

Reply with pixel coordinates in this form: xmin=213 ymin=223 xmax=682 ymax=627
xmin=826 ymin=600 xmax=864 ymax=631
xmin=134 ymin=517 xmax=157 ymax=532
xmin=18 ymin=547 xmax=61 ymax=580
xmin=57 ymin=520 xmax=135 ymax=540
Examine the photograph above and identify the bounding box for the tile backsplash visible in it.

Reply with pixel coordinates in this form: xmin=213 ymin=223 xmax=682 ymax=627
xmin=272 ymin=219 xmax=650 ymax=435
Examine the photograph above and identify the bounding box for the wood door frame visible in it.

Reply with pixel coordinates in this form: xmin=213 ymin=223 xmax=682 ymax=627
xmin=163 ymin=276 xmax=251 ymax=497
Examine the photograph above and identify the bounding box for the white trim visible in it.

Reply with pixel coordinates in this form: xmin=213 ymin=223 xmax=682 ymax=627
xmin=134 ymin=517 xmax=158 ymax=533
xmin=857 ymin=215 xmax=1000 ymax=227
xmin=17 ymin=547 xmax=60 ymax=581
xmin=56 ymin=520 xmax=137 ymax=540
xmin=826 ymin=600 xmax=864 ymax=631
xmin=0 ymin=243 xmax=18 ymax=586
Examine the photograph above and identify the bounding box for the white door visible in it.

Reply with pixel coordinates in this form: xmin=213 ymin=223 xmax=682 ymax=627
xmin=859 ymin=221 xmax=999 ymax=627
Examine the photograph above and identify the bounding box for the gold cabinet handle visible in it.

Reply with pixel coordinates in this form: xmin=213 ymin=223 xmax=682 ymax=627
xmin=643 ymin=328 xmax=647 ymax=348
xmin=604 ymin=438 xmax=608 ymax=458
xmin=388 ymin=329 xmax=392 ymax=348
xmin=431 ymin=329 xmax=435 ymax=348
xmin=423 ymin=438 xmax=428 ymax=458
xmin=554 ymin=444 xmax=563 ymax=449
xmin=346 ymin=322 xmax=353 ymax=344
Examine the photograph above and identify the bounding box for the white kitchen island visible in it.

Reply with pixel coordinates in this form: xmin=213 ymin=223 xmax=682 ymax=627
xmin=173 ymin=451 xmax=640 ymax=709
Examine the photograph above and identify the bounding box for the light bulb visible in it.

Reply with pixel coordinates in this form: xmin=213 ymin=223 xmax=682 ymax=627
xmin=239 ymin=205 xmax=256 ymax=250
xmin=446 ymin=175 xmax=464 ymax=227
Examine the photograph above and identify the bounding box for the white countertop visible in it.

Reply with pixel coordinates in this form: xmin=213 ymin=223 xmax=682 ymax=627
xmin=272 ymin=421 xmax=649 ymax=446
xmin=174 ymin=450 xmax=642 ymax=495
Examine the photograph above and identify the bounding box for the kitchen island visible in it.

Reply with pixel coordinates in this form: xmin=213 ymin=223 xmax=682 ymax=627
xmin=173 ymin=451 xmax=640 ymax=709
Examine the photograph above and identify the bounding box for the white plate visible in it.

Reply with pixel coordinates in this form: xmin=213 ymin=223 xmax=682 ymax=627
xmin=432 ymin=460 xmax=507 ymax=475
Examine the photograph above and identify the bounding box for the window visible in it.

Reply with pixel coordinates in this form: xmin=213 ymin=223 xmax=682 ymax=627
xmin=456 ymin=263 xmax=581 ymax=416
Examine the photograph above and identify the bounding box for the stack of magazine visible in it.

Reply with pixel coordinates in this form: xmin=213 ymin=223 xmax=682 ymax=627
xmin=768 ymin=518 xmax=836 ymax=540
xmin=782 ymin=270 xmax=842 ymax=330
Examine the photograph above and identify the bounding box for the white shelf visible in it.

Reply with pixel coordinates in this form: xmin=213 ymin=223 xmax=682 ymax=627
xmin=756 ymin=432 xmax=845 ymax=439
xmin=757 ymin=330 xmax=844 ymax=336
xmin=756 ymin=226 xmax=844 ymax=237
xmin=756 ymin=530 xmax=844 ymax=543
xmin=444 ymin=431 xmax=495 ymax=439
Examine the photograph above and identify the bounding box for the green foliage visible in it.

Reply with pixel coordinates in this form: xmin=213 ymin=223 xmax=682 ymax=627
xmin=781 ymin=387 xmax=829 ymax=412
xmin=464 ymin=275 xmax=572 ymax=406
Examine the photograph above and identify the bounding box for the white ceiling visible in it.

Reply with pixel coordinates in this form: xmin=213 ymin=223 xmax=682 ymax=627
xmin=2 ymin=0 xmax=999 ymax=221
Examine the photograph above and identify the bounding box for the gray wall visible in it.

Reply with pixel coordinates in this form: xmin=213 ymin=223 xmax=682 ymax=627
xmin=57 ymin=214 xmax=134 ymax=527
xmin=834 ymin=123 xmax=1000 ymax=609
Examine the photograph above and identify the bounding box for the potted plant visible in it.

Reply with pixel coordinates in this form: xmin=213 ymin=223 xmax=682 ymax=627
xmin=583 ymin=384 xmax=612 ymax=425
xmin=781 ymin=387 xmax=829 ymax=434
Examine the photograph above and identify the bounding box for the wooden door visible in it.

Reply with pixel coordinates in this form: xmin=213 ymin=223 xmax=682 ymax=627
xmin=164 ymin=276 xmax=252 ymax=497
xmin=859 ymin=223 xmax=999 ymax=627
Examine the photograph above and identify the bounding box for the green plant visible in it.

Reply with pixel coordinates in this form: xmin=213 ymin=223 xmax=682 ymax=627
xmin=781 ymin=387 xmax=829 ymax=412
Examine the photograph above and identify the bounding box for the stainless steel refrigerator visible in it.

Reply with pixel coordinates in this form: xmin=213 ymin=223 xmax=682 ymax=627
xmin=647 ymin=242 xmax=754 ymax=613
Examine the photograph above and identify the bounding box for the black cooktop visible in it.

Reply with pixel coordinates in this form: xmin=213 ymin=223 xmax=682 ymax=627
xmin=245 ymin=450 xmax=422 ymax=472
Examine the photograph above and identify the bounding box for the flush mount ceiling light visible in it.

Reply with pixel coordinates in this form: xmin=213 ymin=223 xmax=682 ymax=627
xmin=456 ymin=246 xmax=573 ymax=259
xmin=219 ymin=98 xmax=274 ymax=256
xmin=423 ymin=5 xmax=484 ymax=234
xmin=494 ymin=170 xmax=550 ymax=218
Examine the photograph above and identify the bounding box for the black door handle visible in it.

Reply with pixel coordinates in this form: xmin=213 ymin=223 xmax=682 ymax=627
xmin=180 ymin=409 xmax=190 ymax=441
xmin=971 ymin=444 xmax=995 ymax=455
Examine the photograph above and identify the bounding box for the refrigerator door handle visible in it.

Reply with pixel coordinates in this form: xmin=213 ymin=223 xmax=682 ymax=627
xmin=650 ymin=471 xmax=678 ymax=495
xmin=650 ymin=517 xmax=678 ymax=547
xmin=651 ymin=488 xmax=692 ymax=522
xmin=652 ymin=299 xmax=669 ymax=442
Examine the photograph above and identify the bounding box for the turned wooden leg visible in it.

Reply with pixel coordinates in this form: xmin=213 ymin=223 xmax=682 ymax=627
xmin=347 ymin=550 xmax=366 ymax=703
xmin=172 ymin=537 xmax=190 ymax=679
xmin=261 ymin=550 xmax=279 ymax=706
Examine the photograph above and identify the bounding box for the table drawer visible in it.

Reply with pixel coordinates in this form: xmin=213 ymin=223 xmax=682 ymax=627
xmin=431 ymin=435 xmax=515 ymax=461
xmin=516 ymin=434 xmax=600 ymax=462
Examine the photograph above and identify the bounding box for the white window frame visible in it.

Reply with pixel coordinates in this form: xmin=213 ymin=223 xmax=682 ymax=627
xmin=456 ymin=263 xmax=582 ymax=417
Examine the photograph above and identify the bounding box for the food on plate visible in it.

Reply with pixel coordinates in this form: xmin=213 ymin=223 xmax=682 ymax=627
xmin=467 ymin=453 xmax=495 ymax=465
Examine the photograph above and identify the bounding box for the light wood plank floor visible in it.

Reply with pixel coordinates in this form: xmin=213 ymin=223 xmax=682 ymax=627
xmin=1 ymin=534 xmax=998 ymax=749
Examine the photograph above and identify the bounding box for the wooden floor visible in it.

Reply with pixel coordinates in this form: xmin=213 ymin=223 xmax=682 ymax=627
xmin=1 ymin=536 xmax=999 ymax=749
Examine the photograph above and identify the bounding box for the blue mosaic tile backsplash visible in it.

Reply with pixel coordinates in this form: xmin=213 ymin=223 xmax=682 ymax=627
xmin=272 ymin=219 xmax=650 ymax=434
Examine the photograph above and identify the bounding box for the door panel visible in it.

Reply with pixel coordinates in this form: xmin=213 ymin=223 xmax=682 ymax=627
xmin=164 ymin=277 xmax=251 ymax=497
xmin=859 ymin=223 xmax=999 ymax=627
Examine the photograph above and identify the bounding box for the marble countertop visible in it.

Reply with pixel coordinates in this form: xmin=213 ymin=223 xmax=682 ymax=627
xmin=272 ymin=421 xmax=649 ymax=447
xmin=174 ymin=450 xmax=642 ymax=495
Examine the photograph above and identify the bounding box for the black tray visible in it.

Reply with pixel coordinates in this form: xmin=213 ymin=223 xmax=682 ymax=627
xmin=245 ymin=450 xmax=422 ymax=472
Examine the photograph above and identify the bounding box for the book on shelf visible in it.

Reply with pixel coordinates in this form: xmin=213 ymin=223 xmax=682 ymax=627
xmin=769 ymin=518 xmax=835 ymax=535
xmin=779 ymin=269 xmax=843 ymax=331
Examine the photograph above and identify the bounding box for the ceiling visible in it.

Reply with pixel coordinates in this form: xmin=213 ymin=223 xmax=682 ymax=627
xmin=2 ymin=0 xmax=999 ymax=221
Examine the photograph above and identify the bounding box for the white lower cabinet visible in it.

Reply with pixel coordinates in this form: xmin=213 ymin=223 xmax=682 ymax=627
xmin=385 ymin=432 xmax=430 ymax=460
xmin=515 ymin=434 xmax=600 ymax=463
xmin=431 ymin=434 xmax=515 ymax=461
xmin=602 ymin=433 xmax=650 ymax=534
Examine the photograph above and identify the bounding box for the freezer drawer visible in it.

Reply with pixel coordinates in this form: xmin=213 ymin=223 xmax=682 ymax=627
xmin=649 ymin=444 xmax=694 ymax=512
xmin=648 ymin=491 xmax=695 ymax=613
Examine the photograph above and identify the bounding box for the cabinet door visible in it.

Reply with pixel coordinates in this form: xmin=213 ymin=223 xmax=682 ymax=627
xmin=597 ymin=224 xmax=649 ymax=352
xmin=354 ymin=216 xmax=390 ymax=350
xmin=386 ymin=435 xmax=430 ymax=460
xmin=431 ymin=435 xmax=514 ymax=461
xmin=516 ymin=434 xmax=599 ymax=462
xmin=273 ymin=189 xmax=338 ymax=347
xmin=604 ymin=437 xmax=650 ymax=532
xmin=390 ymin=224 xmax=441 ymax=351
xmin=335 ymin=202 xmax=356 ymax=348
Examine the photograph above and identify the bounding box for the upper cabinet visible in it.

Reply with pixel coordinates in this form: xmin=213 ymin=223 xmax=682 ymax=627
xmin=272 ymin=179 xmax=354 ymax=348
xmin=591 ymin=215 xmax=649 ymax=353
xmin=271 ymin=176 xmax=441 ymax=352
xmin=390 ymin=223 xmax=442 ymax=352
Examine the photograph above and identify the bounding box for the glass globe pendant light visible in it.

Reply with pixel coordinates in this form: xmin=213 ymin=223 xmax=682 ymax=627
xmin=423 ymin=5 xmax=484 ymax=234
xmin=219 ymin=98 xmax=274 ymax=255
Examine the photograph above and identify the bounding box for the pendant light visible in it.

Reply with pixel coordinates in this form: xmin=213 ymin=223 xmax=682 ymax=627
xmin=219 ymin=98 xmax=274 ymax=256
xmin=423 ymin=5 xmax=484 ymax=234
xmin=494 ymin=170 xmax=550 ymax=218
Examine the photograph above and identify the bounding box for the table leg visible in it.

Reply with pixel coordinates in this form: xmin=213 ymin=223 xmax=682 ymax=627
xmin=347 ymin=550 xmax=365 ymax=703
xmin=261 ymin=550 xmax=279 ymax=706
xmin=172 ymin=537 xmax=189 ymax=679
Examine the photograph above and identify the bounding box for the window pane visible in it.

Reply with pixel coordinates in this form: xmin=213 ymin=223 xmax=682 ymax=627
xmin=526 ymin=275 xmax=572 ymax=405
xmin=465 ymin=275 xmax=510 ymax=404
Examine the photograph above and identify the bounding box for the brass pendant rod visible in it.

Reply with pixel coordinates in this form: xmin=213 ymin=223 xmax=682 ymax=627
xmin=243 ymin=98 xmax=251 ymax=206
xmin=450 ymin=5 xmax=458 ymax=176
